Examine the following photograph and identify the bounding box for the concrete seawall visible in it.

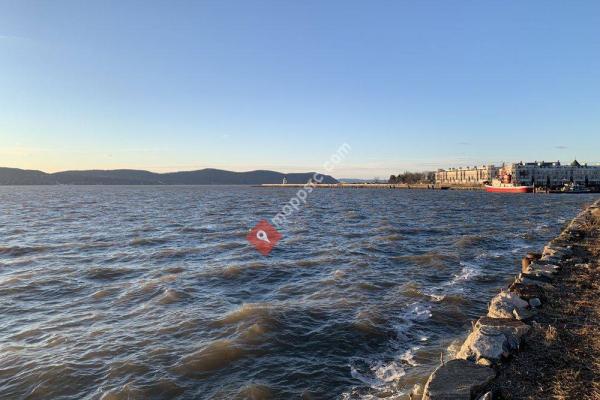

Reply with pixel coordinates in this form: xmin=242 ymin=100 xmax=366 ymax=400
xmin=420 ymin=198 xmax=600 ymax=400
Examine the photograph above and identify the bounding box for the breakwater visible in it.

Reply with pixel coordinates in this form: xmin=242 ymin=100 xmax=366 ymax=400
xmin=420 ymin=198 xmax=600 ymax=400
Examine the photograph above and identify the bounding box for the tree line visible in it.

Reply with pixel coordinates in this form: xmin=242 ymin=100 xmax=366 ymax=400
xmin=388 ymin=171 xmax=435 ymax=184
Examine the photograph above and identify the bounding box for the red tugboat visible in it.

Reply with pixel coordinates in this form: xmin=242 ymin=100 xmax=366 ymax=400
xmin=484 ymin=168 xmax=533 ymax=193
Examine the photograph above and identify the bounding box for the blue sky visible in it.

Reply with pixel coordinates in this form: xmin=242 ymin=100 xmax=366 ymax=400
xmin=1 ymin=1 xmax=599 ymax=178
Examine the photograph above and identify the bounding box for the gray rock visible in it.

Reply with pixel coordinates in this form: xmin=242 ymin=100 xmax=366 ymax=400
xmin=542 ymin=245 xmax=559 ymax=257
xmin=487 ymin=292 xmax=529 ymax=319
xmin=519 ymin=271 xmax=554 ymax=283
xmin=421 ymin=359 xmax=495 ymax=400
xmin=475 ymin=317 xmax=530 ymax=341
xmin=529 ymin=297 xmax=542 ymax=307
xmin=456 ymin=327 xmax=508 ymax=361
xmin=512 ymin=307 xmax=535 ymax=321
xmin=516 ymin=276 xmax=554 ymax=290
xmin=457 ymin=318 xmax=531 ymax=361
xmin=508 ymin=283 xmax=546 ymax=302
xmin=527 ymin=263 xmax=560 ymax=275
xmin=476 ymin=357 xmax=493 ymax=367
xmin=542 ymin=244 xmax=570 ymax=259
xmin=539 ymin=255 xmax=561 ymax=264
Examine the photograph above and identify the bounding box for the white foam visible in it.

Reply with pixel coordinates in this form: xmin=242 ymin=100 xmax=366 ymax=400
xmin=399 ymin=347 xmax=419 ymax=366
xmin=428 ymin=293 xmax=445 ymax=302
xmin=373 ymin=361 xmax=406 ymax=382
xmin=406 ymin=303 xmax=432 ymax=320
xmin=448 ymin=261 xmax=480 ymax=285
xmin=350 ymin=361 xmax=406 ymax=388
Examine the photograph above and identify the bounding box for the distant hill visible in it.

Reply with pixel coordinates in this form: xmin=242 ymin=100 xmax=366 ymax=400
xmin=0 ymin=167 xmax=338 ymax=185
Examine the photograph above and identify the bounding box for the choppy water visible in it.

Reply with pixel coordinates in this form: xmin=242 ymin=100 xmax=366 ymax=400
xmin=0 ymin=186 xmax=596 ymax=399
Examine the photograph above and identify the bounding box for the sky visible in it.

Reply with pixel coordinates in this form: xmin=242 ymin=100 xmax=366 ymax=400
xmin=1 ymin=1 xmax=599 ymax=178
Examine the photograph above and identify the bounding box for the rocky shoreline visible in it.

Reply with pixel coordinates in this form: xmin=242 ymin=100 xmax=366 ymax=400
xmin=420 ymin=198 xmax=600 ymax=400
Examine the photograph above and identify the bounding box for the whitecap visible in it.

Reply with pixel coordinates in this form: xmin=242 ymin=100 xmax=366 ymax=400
xmin=428 ymin=293 xmax=445 ymax=302
xmin=399 ymin=347 xmax=419 ymax=367
xmin=373 ymin=361 xmax=406 ymax=383
xmin=447 ymin=261 xmax=480 ymax=285
xmin=350 ymin=361 xmax=406 ymax=388
xmin=405 ymin=303 xmax=432 ymax=321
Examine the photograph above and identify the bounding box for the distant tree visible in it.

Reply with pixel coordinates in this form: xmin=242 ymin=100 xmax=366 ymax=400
xmin=388 ymin=175 xmax=397 ymax=184
xmin=425 ymin=171 xmax=435 ymax=183
xmin=392 ymin=171 xmax=435 ymax=184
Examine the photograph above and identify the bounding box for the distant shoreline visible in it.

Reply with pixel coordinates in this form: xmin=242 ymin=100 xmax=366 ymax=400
xmin=0 ymin=167 xmax=338 ymax=186
xmin=261 ymin=183 xmax=481 ymax=190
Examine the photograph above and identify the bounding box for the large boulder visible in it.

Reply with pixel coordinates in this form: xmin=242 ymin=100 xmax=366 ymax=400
xmin=542 ymin=244 xmax=571 ymax=259
xmin=456 ymin=318 xmax=530 ymax=362
xmin=456 ymin=327 xmax=508 ymax=361
xmin=515 ymin=276 xmax=554 ymax=291
xmin=475 ymin=317 xmax=530 ymax=341
xmin=524 ymin=263 xmax=560 ymax=276
xmin=508 ymin=282 xmax=547 ymax=302
xmin=487 ymin=292 xmax=529 ymax=320
xmin=421 ymin=359 xmax=495 ymax=400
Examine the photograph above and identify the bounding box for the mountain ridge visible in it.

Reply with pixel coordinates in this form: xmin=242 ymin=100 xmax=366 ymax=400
xmin=0 ymin=167 xmax=338 ymax=185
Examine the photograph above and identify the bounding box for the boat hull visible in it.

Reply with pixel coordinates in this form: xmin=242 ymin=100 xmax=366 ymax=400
xmin=485 ymin=185 xmax=533 ymax=193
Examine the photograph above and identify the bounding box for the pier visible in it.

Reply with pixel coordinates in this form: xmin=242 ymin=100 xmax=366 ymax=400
xmin=260 ymin=183 xmax=484 ymax=190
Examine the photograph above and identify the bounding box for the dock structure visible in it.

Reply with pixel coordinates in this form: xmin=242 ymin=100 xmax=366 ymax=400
xmin=260 ymin=183 xmax=483 ymax=190
xmin=436 ymin=160 xmax=600 ymax=190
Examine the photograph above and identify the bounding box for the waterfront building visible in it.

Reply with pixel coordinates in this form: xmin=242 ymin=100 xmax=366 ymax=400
xmin=436 ymin=160 xmax=600 ymax=188
xmin=435 ymin=165 xmax=498 ymax=185
xmin=504 ymin=160 xmax=600 ymax=187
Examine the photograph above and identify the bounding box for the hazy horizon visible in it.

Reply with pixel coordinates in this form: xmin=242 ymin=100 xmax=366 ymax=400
xmin=2 ymin=1 xmax=600 ymax=178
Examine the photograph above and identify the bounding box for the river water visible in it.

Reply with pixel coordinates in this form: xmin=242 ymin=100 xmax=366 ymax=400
xmin=0 ymin=186 xmax=596 ymax=399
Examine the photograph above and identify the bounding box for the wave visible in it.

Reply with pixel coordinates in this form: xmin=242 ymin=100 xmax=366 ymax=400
xmin=129 ymin=237 xmax=171 ymax=246
xmin=85 ymin=266 xmax=136 ymax=280
xmin=0 ymin=272 xmax=34 ymax=286
xmin=350 ymin=360 xmax=406 ymax=388
xmin=446 ymin=261 xmax=481 ymax=286
xmin=453 ymin=234 xmax=490 ymax=248
xmin=177 ymin=226 xmax=215 ymax=233
xmin=0 ymin=245 xmax=53 ymax=257
xmin=157 ymin=288 xmax=186 ymax=305
xmin=217 ymin=303 xmax=278 ymax=327
xmin=99 ymin=379 xmax=184 ymax=399
xmin=78 ymin=241 xmax=117 ymax=250
xmin=402 ymin=302 xmax=432 ymax=322
xmin=91 ymin=287 xmax=120 ymax=300
xmin=379 ymin=233 xmax=404 ymax=242
xmin=353 ymin=309 xmax=389 ymax=336
xmin=150 ymin=248 xmax=203 ymax=260
xmin=175 ymin=339 xmax=247 ymax=375
xmin=399 ymin=348 xmax=419 ymax=367
xmin=235 ymin=384 xmax=273 ymax=400
xmin=393 ymin=251 xmax=458 ymax=269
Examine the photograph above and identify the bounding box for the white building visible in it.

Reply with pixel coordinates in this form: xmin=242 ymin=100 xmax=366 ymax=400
xmin=505 ymin=160 xmax=600 ymax=187
xmin=435 ymin=165 xmax=498 ymax=185
xmin=435 ymin=160 xmax=600 ymax=188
